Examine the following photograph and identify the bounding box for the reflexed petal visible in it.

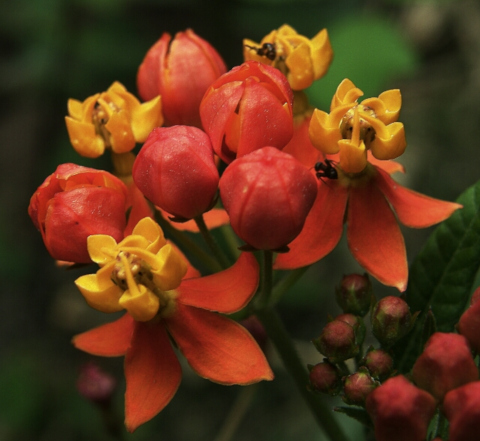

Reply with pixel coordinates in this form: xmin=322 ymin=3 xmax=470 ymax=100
xmin=167 ymin=304 xmax=273 ymax=384
xmin=124 ymin=322 xmax=182 ymax=432
xmin=310 ymin=29 xmax=334 ymax=79
xmin=347 ymin=179 xmax=407 ymax=291
xmin=331 ymin=79 xmax=363 ymax=110
xmin=368 ymin=153 xmax=405 ymax=175
xmin=65 ymin=117 xmax=105 ymax=158
xmin=72 ymin=313 xmax=135 ymax=356
xmin=374 ymin=167 xmax=462 ymax=228
xmin=274 ymin=182 xmax=348 ymax=270
xmin=87 ymin=235 xmax=118 ymax=265
xmin=159 ymin=208 xmax=230 ymax=232
xmin=178 ymin=252 xmax=259 ymax=313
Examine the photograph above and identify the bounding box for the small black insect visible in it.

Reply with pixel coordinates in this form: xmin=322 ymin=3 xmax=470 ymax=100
xmin=245 ymin=43 xmax=276 ymax=61
xmin=314 ymin=159 xmax=338 ymax=180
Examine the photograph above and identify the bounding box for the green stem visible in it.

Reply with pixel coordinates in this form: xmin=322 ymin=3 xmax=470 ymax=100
xmin=269 ymin=266 xmax=310 ymax=306
xmin=256 ymin=308 xmax=349 ymax=441
xmin=194 ymin=214 xmax=231 ymax=269
xmin=219 ymin=224 xmax=241 ymax=260
xmin=154 ymin=212 xmax=222 ymax=273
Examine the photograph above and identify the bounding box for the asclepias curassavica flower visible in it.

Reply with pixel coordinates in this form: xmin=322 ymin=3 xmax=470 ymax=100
xmin=72 ymin=217 xmax=273 ymax=432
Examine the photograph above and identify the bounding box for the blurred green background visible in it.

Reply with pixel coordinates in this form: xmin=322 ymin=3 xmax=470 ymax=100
xmin=1 ymin=0 xmax=479 ymax=439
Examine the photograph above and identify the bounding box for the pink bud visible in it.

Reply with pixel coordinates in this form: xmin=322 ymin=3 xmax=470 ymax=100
xmin=362 ymin=348 xmax=394 ymax=381
xmin=219 ymin=147 xmax=317 ymax=250
xmin=458 ymin=287 xmax=480 ymax=353
xmin=312 ymin=319 xmax=359 ymax=363
xmin=133 ymin=126 xmax=219 ymax=220
xmin=343 ymin=367 xmax=378 ymax=405
xmin=308 ymin=361 xmax=341 ymax=395
xmin=336 ymin=273 xmax=374 ymax=317
xmin=371 ymin=296 xmax=412 ymax=347
xmin=412 ymin=332 xmax=478 ymax=402
xmin=76 ymin=362 xmax=116 ymax=406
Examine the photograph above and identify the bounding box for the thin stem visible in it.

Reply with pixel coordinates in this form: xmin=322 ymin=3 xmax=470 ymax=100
xmin=219 ymin=224 xmax=241 ymax=260
xmin=213 ymin=385 xmax=257 ymax=441
xmin=256 ymin=308 xmax=349 ymax=441
xmin=194 ymin=214 xmax=231 ymax=269
xmin=154 ymin=212 xmax=222 ymax=273
xmin=255 ymin=250 xmax=274 ymax=309
xmin=269 ymin=266 xmax=310 ymax=306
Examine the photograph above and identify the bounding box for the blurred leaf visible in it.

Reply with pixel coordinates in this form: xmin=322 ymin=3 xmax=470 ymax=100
xmin=395 ymin=179 xmax=480 ymax=372
xmin=334 ymin=406 xmax=372 ymax=428
xmin=307 ymin=14 xmax=418 ymax=109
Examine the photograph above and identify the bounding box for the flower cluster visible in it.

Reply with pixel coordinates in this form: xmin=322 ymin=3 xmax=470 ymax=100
xmin=28 ymin=23 xmax=467 ymax=439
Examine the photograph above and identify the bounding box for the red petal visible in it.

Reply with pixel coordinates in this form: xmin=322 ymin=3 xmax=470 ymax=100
xmin=72 ymin=313 xmax=135 ymax=356
xmin=167 ymin=304 xmax=273 ymax=384
xmin=368 ymin=153 xmax=405 ymax=175
xmin=274 ymin=182 xmax=348 ymax=269
xmin=347 ymin=180 xmax=408 ymax=291
xmin=124 ymin=322 xmax=182 ymax=432
xmin=158 ymin=207 xmax=230 ymax=232
xmin=374 ymin=167 xmax=462 ymax=228
xmin=178 ymin=252 xmax=259 ymax=313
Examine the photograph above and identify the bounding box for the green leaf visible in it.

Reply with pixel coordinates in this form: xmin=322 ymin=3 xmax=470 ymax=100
xmin=395 ymin=180 xmax=480 ymax=372
xmin=334 ymin=406 xmax=372 ymax=428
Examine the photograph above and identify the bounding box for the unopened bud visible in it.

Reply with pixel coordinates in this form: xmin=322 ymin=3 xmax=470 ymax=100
xmin=308 ymin=361 xmax=341 ymax=395
xmin=336 ymin=273 xmax=373 ymax=317
xmin=336 ymin=313 xmax=366 ymax=347
xmin=343 ymin=367 xmax=378 ymax=405
xmin=312 ymin=319 xmax=359 ymax=363
xmin=76 ymin=362 xmax=116 ymax=407
xmin=362 ymin=348 xmax=394 ymax=381
xmin=458 ymin=286 xmax=480 ymax=353
xmin=240 ymin=316 xmax=268 ymax=352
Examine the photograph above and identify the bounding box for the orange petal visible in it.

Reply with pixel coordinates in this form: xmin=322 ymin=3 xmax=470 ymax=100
xmin=72 ymin=313 xmax=135 ymax=356
xmin=274 ymin=181 xmax=348 ymax=270
xmin=166 ymin=304 xmax=273 ymax=384
xmin=374 ymin=167 xmax=462 ymax=228
xmin=368 ymin=153 xmax=405 ymax=175
xmin=347 ymin=179 xmax=407 ymax=291
xmin=178 ymin=252 xmax=259 ymax=313
xmin=124 ymin=322 xmax=182 ymax=432
xmin=158 ymin=207 xmax=230 ymax=232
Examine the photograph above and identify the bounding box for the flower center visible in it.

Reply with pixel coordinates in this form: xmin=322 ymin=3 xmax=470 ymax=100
xmin=340 ymin=105 xmax=376 ymax=148
xmin=92 ymin=99 xmax=120 ymax=148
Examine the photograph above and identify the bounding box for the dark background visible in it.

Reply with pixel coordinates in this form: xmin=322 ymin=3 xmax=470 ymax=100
xmin=1 ymin=0 xmax=479 ymax=440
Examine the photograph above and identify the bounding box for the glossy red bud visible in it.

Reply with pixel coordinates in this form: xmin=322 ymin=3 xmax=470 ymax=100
xmin=200 ymin=61 xmax=294 ymax=163
xmin=133 ymin=126 xmax=219 ymax=220
xmin=137 ymin=29 xmax=226 ymax=127
xmin=458 ymin=286 xmax=480 ymax=353
xmin=343 ymin=367 xmax=378 ymax=405
xmin=28 ymin=163 xmax=128 ymax=263
xmin=308 ymin=361 xmax=341 ymax=395
xmin=312 ymin=319 xmax=359 ymax=363
xmin=219 ymin=147 xmax=317 ymax=250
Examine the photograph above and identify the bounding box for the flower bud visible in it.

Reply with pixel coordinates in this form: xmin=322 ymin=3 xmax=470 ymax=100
xmin=137 ymin=29 xmax=226 ymax=127
xmin=308 ymin=361 xmax=341 ymax=395
xmin=219 ymin=147 xmax=317 ymax=250
xmin=336 ymin=313 xmax=366 ymax=346
xmin=412 ymin=332 xmax=478 ymax=402
xmin=336 ymin=273 xmax=373 ymax=317
xmin=133 ymin=126 xmax=219 ymax=220
xmin=76 ymin=362 xmax=116 ymax=407
xmin=200 ymin=61 xmax=294 ymax=163
xmin=444 ymin=381 xmax=480 ymax=441
xmin=28 ymin=164 xmax=128 ymax=263
xmin=366 ymin=375 xmax=436 ymax=441
xmin=240 ymin=316 xmax=268 ymax=352
xmin=312 ymin=319 xmax=359 ymax=363
xmin=343 ymin=367 xmax=378 ymax=405
xmin=371 ymin=296 xmax=413 ymax=347
xmin=457 ymin=287 xmax=480 ymax=353
xmin=362 ymin=348 xmax=394 ymax=381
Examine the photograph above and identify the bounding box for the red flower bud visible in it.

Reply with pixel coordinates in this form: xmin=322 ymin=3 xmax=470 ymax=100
xmin=200 ymin=61 xmax=294 ymax=163
xmin=28 ymin=163 xmax=128 ymax=263
xmin=412 ymin=332 xmax=478 ymax=402
xmin=312 ymin=319 xmax=359 ymax=363
xmin=219 ymin=147 xmax=317 ymax=250
xmin=458 ymin=287 xmax=480 ymax=353
xmin=137 ymin=29 xmax=226 ymax=127
xmin=308 ymin=361 xmax=342 ymax=395
xmin=336 ymin=313 xmax=366 ymax=346
xmin=362 ymin=348 xmax=394 ymax=381
xmin=366 ymin=375 xmax=436 ymax=441
xmin=444 ymin=381 xmax=480 ymax=441
xmin=371 ymin=296 xmax=413 ymax=347
xmin=343 ymin=367 xmax=378 ymax=405
xmin=336 ymin=273 xmax=374 ymax=317
xmin=133 ymin=126 xmax=219 ymax=220
xmin=77 ymin=362 xmax=116 ymax=407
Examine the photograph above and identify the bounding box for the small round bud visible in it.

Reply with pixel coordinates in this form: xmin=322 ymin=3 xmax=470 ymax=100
xmin=76 ymin=362 xmax=116 ymax=407
xmin=371 ymin=296 xmax=412 ymax=347
xmin=312 ymin=319 xmax=359 ymax=363
xmin=412 ymin=332 xmax=478 ymax=402
xmin=343 ymin=367 xmax=378 ymax=405
xmin=240 ymin=316 xmax=268 ymax=352
xmin=336 ymin=273 xmax=373 ymax=317
xmin=444 ymin=381 xmax=480 ymax=441
xmin=336 ymin=313 xmax=366 ymax=347
xmin=308 ymin=361 xmax=341 ymax=395
xmin=362 ymin=348 xmax=394 ymax=381
xmin=366 ymin=375 xmax=436 ymax=441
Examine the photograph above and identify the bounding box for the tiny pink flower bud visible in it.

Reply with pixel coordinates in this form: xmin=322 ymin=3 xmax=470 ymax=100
xmin=336 ymin=273 xmax=374 ymax=317
xmin=458 ymin=287 xmax=480 ymax=353
xmin=200 ymin=61 xmax=294 ymax=163
xmin=336 ymin=313 xmax=366 ymax=346
xmin=219 ymin=147 xmax=317 ymax=250
xmin=76 ymin=362 xmax=116 ymax=407
xmin=308 ymin=361 xmax=342 ymax=395
xmin=371 ymin=296 xmax=413 ymax=347
xmin=343 ymin=367 xmax=378 ymax=405
xmin=312 ymin=319 xmax=359 ymax=363
xmin=137 ymin=29 xmax=226 ymax=127
xmin=28 ymin=164 xmax=128 ymax=263
xmin=366 ymin=375 xmax=437 ymax=441
xmin=362 ymin=348 xmax=394 ymax=381
xmin=444 ymin=381 xmax=480 ymax=441
xmin=133 ymin=126 xmax=219 ymax=220
xmin=412 ymin=332 xmax=478 ymax=402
